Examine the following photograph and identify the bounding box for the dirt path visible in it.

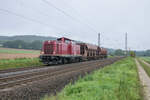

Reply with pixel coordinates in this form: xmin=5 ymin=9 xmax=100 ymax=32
xmin=135 ymin=59 xmax=150 ymax=100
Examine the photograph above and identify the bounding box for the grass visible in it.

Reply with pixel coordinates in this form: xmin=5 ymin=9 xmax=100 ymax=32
xmin=141 ymin=57 xmax=150 ymax=64
xmin=108 ymin=55 xmax=114 ymax=58
xmin=138 ymin=58 xmax=150 ymax=77
xmin=0 ymin=58 xmax=43 ymax=70
xmin=0 ymin=47 xmax=40 ymax=54
xmin=42 ymin=57 xmax=142 ymax=100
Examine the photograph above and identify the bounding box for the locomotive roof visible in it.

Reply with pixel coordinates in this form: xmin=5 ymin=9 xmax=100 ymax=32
xmin=57 ymin=37 xmax=72 ymax=41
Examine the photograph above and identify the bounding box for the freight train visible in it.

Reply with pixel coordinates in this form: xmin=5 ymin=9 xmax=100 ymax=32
xmin=40 ymin=37 xmax=107 ymax=65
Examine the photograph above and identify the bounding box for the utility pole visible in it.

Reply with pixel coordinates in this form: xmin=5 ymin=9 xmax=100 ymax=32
xmin=98 ymin=33 xmax=100 ymax=47
xmin=125 ymin=32 xmax=128 ymax=56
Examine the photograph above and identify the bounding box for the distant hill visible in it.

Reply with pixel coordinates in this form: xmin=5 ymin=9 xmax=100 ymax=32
xmin=0 ymin=35 xmax=57 ymax=42
xmin=0 ymin=35 xmax=148 ymax=56
xmin=0 ymin=35 xmax=116 ymax=52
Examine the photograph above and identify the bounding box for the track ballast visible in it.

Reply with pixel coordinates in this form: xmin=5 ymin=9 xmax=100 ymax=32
xmin=0 ymin=57 xmax=123 ymax=100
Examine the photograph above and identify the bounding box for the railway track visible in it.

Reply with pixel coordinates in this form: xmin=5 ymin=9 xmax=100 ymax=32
xmin=0 ymin=59 xmax=106 ymax=78
xmin=0 ymin=57 xmax=123 ymax=100
xmin=0 ymin=60 xmax=101 ymax=89
xmin=0 ymin=58 xmax=114 ymax=89
xmin=0 ymin=57 xmax=116 ymax=74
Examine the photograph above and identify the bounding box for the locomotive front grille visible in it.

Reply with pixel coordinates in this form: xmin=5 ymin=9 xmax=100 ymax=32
xmin=44 ymin=44 xmax=53 ymax=54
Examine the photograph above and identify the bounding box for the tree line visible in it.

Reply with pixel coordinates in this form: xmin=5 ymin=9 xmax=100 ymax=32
xmin=109 ymin=49 xmax=150 ymax=57
xmin=2 ymin=40 xmax=150 ymax=56
xmin=3 ymin=40 xmax=43 ymax=50
xmin=139 ymin=50 xmax=150 ymax=56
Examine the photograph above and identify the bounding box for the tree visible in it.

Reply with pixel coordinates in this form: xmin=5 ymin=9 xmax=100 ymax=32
xmin=29 ymin=40 xmax=42 ymax=50
xmin=3 ymin=40 xmax=28 ymax=49
xmin=145 ymin=50 xmax=150 ymax=56
xmin=2 ymin=40 xmax=42 ymax=50
xmin=130 ymin=51 xmax=136 ymax=57
xmin=114 ymin=49 xmax=125 ymax=56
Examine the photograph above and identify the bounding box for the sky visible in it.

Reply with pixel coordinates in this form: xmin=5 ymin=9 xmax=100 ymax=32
xmin=0 ymin=0 xmax=150 ymax=50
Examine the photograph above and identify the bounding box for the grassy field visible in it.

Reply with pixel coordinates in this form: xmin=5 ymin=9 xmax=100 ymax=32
xmin=43 ymin=57 xmax=142 ymax=100
xmin=0 ymin=47 xmax=40 ymax=54
xmin=0 ymin=58 xmax=43 ymax=70
xmin=138 ymin=57 xmax=150 ymax=77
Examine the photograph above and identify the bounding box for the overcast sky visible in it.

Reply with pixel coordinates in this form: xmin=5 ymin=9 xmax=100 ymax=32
xmin=0 ymin=0 xmax=149 ymax=50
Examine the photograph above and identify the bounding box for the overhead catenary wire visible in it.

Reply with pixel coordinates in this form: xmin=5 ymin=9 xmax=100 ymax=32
xmin=15 ymin=0 xmax=55 ymax=20
xmin=14 ymin=0 xmax=91 ymax=37
xmin=0 ymin=8 xmax=70 ymax=34
xmin=0 ymin=8 xmax=47 ymax=26
xmin=41 ymin=0 xmax=97 ymax=33
xmin=2 ymin=0 xmax=97 ymax=38
xmin=61 ymin=0 xmax=98 ymax=32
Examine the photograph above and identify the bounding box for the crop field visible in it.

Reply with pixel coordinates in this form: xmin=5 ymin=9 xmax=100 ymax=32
xmin=0 ymin=47 xmax=40 ymax=59
xmin=0 ymin=58 xmax=43 ymax=70
xmin=43 ymin=57 xmax=142 ymax=100
xmin=0 ymin=47 xmax=40 ymax=54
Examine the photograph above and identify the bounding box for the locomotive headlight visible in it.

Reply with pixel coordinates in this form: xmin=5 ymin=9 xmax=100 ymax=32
xmin=40 ymin=51 xmax=44 ymax=54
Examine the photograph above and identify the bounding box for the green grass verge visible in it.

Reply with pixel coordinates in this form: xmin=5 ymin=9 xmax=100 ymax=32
xmin=138 ymin=59 xmax=150 ymax=77
xmin=0 ymin=48 xmax=40 ymax=54
xmin=42 ymin=57 xmax=142 ymax=100
xmin=0 ymin=58 xmax=43 ymax=70
xmin=108 ymin=55 xmax=114 ymax=58
xmin=141 ymin=57 xmax=150 ymax=64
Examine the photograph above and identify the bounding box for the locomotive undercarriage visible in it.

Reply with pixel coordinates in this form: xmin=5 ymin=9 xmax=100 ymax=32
xmin=40 ymin=54 xmax=107 ymax=65
xmin=40 ymin=55 xmax=82 ymax=65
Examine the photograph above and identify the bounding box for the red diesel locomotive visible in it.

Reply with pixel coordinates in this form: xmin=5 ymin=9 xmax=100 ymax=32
xmin=40 ymin=37 xmax=107 ymax=65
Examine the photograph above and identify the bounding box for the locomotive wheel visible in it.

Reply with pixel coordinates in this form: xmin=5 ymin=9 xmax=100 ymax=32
xmin=62 ymin=58 xmax=68 ymax=64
